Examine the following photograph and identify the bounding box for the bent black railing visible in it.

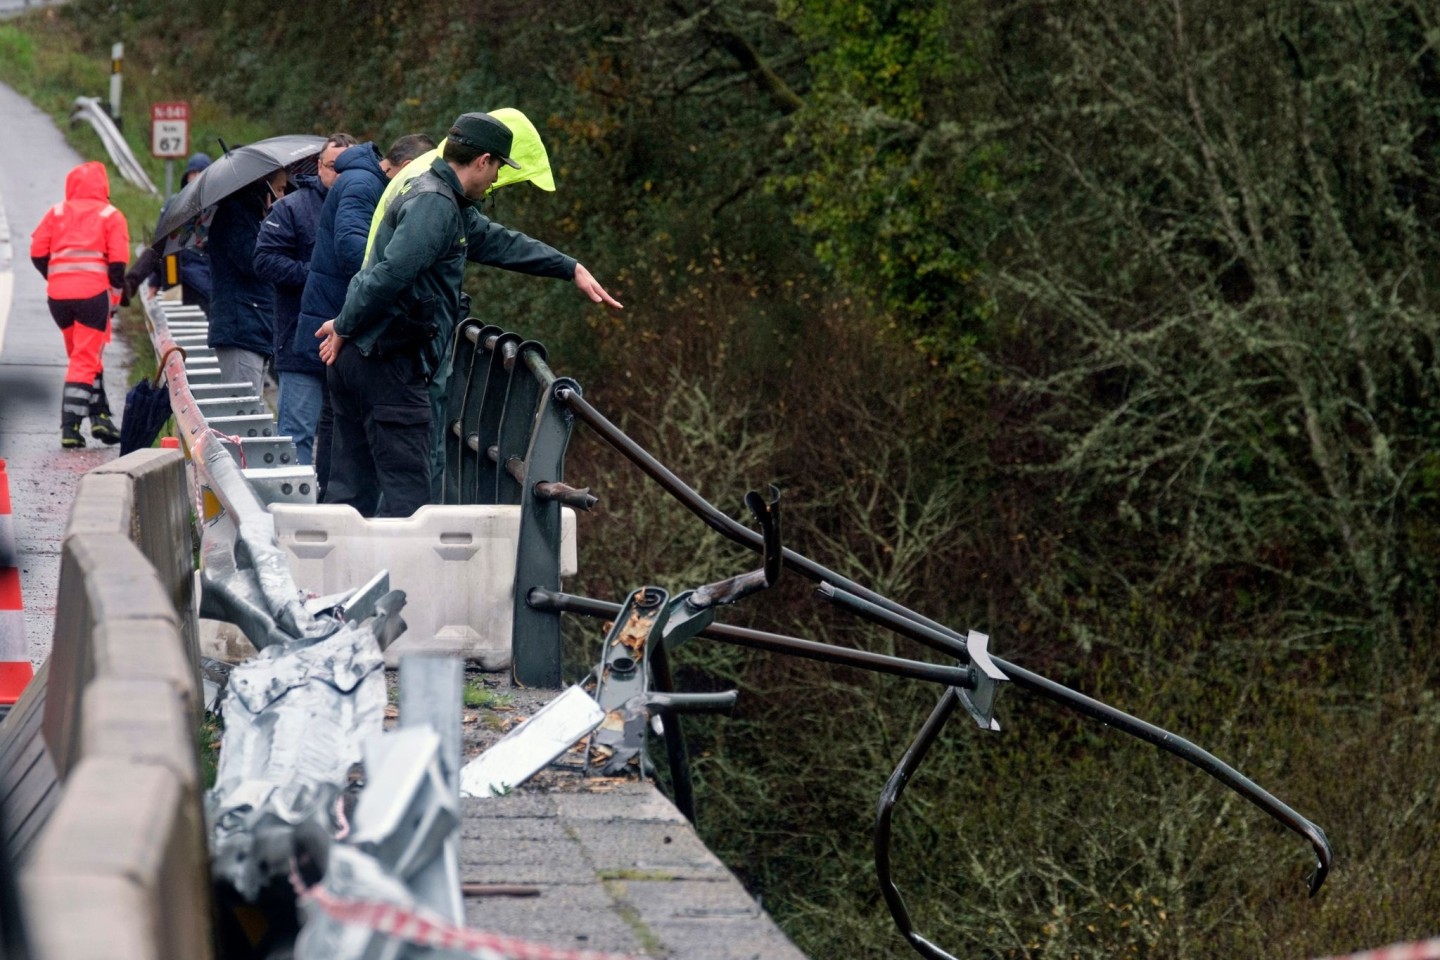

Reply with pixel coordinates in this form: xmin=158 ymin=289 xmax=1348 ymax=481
xmin=443 ymin=320 xmax=1333 ymax=960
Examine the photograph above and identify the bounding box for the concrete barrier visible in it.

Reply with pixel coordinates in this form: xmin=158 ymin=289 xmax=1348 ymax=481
xmin=9 ymin=450 xmax=213 ymax=959
xmin=41 ymin=532 xmax=184 ymax=781
xmin=21 ymin=757 xmax=210 ymax=960
xmin=86 ymin=449 xmax=200 ymax=697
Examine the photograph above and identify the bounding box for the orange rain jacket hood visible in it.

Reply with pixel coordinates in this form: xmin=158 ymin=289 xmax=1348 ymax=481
xmin=30 ymin=161 xmax=130 ymax=301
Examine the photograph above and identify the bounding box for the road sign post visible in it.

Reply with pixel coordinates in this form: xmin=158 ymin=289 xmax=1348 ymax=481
xmin=150 ymin=102 xmax=189 ymax=158
xmin=151 ymin=101 xmax=190 ymax=197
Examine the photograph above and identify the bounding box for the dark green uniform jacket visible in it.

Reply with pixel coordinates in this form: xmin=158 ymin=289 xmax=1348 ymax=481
xmin=334 ymin=157 xmax=575 ymax=367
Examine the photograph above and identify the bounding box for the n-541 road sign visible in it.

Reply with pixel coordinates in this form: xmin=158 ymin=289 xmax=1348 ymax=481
xmin=150 ymin=101 xmax=189 ymax=158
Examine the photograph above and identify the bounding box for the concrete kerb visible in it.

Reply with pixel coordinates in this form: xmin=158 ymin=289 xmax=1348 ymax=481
xmin=41 ymin=532 xmax=181 ymax=781
xmin=19 ymin=446 xmax=214 ymax=960
xmin=21 ymin=757 xmax=213 ymax=960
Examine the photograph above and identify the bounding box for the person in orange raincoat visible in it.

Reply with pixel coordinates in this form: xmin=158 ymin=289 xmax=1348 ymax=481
xmin=29 ymin=161 xmax=130 ymax=449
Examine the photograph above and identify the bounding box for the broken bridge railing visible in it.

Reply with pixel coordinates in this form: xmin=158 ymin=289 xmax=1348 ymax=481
xmin=441 ymin=320 xmax=1334 ymax=960
xmin=438 ymin=322 xmax=594 ymax=686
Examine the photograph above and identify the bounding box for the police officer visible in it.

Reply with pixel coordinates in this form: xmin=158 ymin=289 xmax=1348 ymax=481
xmin=315 ymin=111 xmax=621 ymax=518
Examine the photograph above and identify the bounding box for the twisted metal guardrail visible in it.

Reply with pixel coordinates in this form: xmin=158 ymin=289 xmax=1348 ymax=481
xmin=140 ymin=293 xmax=455 ymax=951
xmin=439 ymin=319 xmax=1334 ymax=960
xmin=138 ymin=293 xmax=643 ymax=960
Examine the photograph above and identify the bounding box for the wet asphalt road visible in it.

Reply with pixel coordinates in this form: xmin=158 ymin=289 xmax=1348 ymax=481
xmin=0 ymin=80 xmax=133 ymax=665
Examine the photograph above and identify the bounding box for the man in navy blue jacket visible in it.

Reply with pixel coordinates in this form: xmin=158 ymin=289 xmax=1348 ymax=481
xmin=254 ymin=133 xmax=356 ymax=464
xmin=296 ymin=134 xmax=435 ymax=492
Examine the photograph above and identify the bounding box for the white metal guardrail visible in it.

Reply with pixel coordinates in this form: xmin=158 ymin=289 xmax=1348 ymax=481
xmin=69 ymin=96 xmax=158 ymax=195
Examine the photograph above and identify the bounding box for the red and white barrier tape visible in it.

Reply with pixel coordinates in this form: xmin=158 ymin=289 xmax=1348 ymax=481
xmin=1315 ymin=939 xmax=1440 ymax=960
xmin=302 ymin=883 xmax=646 ymax=960
xmin=208 ymin=427 xmax=247 ymax=469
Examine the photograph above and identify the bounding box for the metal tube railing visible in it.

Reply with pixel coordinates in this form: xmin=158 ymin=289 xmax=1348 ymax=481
xmin=549 ymin=381 xmax=1332 ymax=895
xmin=444 ymin=322 xmax=1332 ymax=903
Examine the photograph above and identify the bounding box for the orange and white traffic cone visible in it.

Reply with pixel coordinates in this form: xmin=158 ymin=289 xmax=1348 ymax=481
xmin=0 ymin=459 xmax=35 ymax=714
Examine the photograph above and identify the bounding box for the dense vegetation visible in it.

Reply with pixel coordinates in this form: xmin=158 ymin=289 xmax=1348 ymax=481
xmin=5 ymin=1 xmax=1439 ymax=956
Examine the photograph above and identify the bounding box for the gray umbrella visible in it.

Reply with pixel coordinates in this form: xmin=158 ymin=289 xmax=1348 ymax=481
xmin=152 ymin=134 xmax=328 ymax=247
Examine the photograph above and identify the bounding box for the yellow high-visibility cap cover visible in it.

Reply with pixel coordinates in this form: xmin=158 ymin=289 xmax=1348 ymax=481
xmin=487 ymin=107 xmax=556 ymax=194
xmin=364 ymin=107 xmax=556 ymax=262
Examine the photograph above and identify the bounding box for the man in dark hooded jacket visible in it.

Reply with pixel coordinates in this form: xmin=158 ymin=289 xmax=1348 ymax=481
xmin=254 ymin=133 xmax=355 ymax=464
xmin=296 ymin=134 xmax=434 ymax=491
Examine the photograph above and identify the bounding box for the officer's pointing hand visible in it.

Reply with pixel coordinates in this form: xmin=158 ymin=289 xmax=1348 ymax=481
xmin=573 ymin=263 xmax=623 ymax=310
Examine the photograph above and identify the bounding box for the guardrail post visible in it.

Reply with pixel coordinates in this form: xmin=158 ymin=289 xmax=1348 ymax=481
xmin=442 ymin=321 xmax=500 ymax=505
xmin=511 ymin=375 xmax=581 ymax=688
xmin=442 ymin=320 xmax=480 ymax=505
xmin=475 ymin=332 xmax=522 ymax=505
xmin=495 ymin=341 xmax=548 ymax=505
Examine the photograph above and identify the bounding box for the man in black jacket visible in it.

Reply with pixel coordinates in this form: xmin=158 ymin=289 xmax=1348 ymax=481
xmin=315 ymin=112 xmax=621 ymax=518
xmin=296 ymin=134 xmax=433 ymax=496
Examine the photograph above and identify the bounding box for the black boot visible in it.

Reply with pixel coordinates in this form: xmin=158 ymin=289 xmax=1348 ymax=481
xmin=88 ymin=373 xmax=121 ymax=445
xmin=61 ymin=381 xmax=90 ymax=449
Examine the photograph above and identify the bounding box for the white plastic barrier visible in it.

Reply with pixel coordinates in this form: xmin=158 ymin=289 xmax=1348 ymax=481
xmin=271 ymin=504 xmax=577 ymax=670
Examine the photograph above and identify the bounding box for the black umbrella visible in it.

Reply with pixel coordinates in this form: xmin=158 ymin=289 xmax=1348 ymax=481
xmin=119 ymin=377 xmax=174 ymax=454
xmin=119 ymin=346 xmax=185 ymax=454
xmin=152 ymin=134 xmax=328 ymax=247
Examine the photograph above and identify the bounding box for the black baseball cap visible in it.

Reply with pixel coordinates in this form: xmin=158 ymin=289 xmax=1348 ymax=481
xmin=447 ymin=112 xmax=521 ymax=169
